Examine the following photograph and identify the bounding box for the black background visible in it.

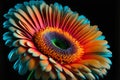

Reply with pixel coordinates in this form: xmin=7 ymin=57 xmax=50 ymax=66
xmin=0 ymin=0 xmax=119 ymax=80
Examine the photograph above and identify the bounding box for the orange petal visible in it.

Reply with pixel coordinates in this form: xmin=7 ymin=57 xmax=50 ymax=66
xmin=28 ymin=58 xmax=37 ymax=70
xmin=45 ymin=64 xmax=52 ymax=72
xmin=17 ymin=46 xmax=26 ymax=54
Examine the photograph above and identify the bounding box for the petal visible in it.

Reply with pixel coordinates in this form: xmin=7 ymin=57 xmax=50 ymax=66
xmin=83 ymin=73 xmax=95 ymax=80
xmin=44 ymin=64 xmax=52 ymax=72
xmin=84 ymin=40 xmax=108 ymax=48
xmin=5 ymin=39 xmax=13 ymax=47
xmin=81 ymin=59 xmax=101 ymax=68
xmin=18 ymin=61 xmax=28 ymax=75
xmin=76 ymin=71 xmax=86 ymax=79
xmin=21 ymin=55 xmax=31 ymax=62
xmin=39 ymin=60 xmax=49 ymax=66
xmin=63 ymin=68 xmax=75 ymax=79
xmin=17 ymin=8 xmax=38 ymax=30
xmin=65 ymin=13 xmax=79 ymax=32
xmin=54 ymin=63 xmax=63 ymax=72
xmin=8 ymin=26 xmax=18 ymax=32
xmin=99 ymin=51 xmax=112 ymax=58
xmin=19 ymin=39 xmax=34 ymax=47
xmin=26 ymin=5 xmax=40 ymax=31
xmin=77 ymin=25 xmax=98 ymax=42
xmin=49 ymin=57 xmax=56 ymax=64
xmin=39 ymin=60 xmax=49 ymax=71
xmin=31 ymin=5 xmax=44 ymax=28
xmin=17 ymin=46 xmax=26 ymax=54
xmin=101 ymin=69 xmax=107 ymax=75
xmin=13 ymin=30 xmax=28 ymax=39
xmin=14 ymin=12 xmax=35 ymax=35
xmin=13 ymin=59 xmax=20 ymax=71
xmin=9 ymin=18 xmax=21 ymax=30
xmin=26 ymin=41 xmax=36 ymax=48
xmin=83 ymin=55 xmax=112 ymax=65
xmin=28 ymin=48 xmax=41 ymax=57
xmin=71 ymin=64 xmax=91 ymax=73
xmin=57 ymin=72 xmax=66 ymax=80
xmin=12 ymin=40 xmax=20 ymax=47
xmin=92 ymin=68 xmax=103 ymax=77
xmin=19 ymin=39 xmax=28 ymax=47
xmin=28 ymin=58 xmax=37 ymax=70
xmin=96 ymin=35 xmax=105 ymax=40
xmin=8 ymin=48 xmax=19 ymax=62
xmin=39 ymin=54 xmax=48 ymax=60
xmin=64 ymin=65 xmax=72 ymax=69
xmin=3 ymin=20 xmax=11 ymax=28
xmin=3 ymin=32 xmax=13 ymax=41
xmin=80 ymin=31 xmax=102 ymax=44
xmin=85 ymin=46 xmax=108 ymax=52
xmin=49 ymin=71 xmax=57 ymax=79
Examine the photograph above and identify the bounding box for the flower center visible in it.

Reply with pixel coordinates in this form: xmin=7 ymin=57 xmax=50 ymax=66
xmin=51 ymin=38 xmax=70 ymax=50
xmin=34 ymin=27 xmax=84 ymax=64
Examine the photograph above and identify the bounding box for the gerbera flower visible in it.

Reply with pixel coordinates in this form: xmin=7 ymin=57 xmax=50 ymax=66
xmin=3 ymin=0 xmax=112 ymax=80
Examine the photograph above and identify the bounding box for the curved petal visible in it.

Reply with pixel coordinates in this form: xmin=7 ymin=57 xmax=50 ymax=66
xmin=8 ymin=48 xmax=19 ymax=62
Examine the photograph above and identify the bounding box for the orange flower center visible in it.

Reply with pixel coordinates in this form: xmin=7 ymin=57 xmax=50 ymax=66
xmin=34 ymin=27 xmax=84 ymax=64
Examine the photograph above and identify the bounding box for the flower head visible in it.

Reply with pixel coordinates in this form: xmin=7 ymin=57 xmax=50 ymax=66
xmin=3 ymin=0 xmax=112 ymax=80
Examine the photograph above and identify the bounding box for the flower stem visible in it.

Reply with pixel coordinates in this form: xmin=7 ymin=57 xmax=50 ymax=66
xmin=27 ymin=70 xmax=34 ymax=80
